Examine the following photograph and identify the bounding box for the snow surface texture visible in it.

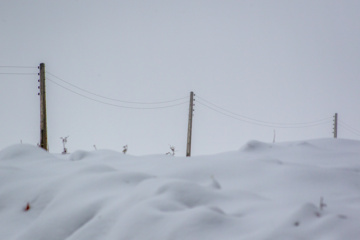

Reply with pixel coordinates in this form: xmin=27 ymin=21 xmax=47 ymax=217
xmin=1 ymin=139 xmax=360 ymax=240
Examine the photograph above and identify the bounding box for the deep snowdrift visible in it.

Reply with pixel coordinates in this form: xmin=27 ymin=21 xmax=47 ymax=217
xmin=1 ymin=139 xmax=360 ymax=240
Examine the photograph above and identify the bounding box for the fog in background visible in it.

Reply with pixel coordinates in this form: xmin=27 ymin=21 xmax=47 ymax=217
xmin=1 ymin=1 xmax=359 ymax=155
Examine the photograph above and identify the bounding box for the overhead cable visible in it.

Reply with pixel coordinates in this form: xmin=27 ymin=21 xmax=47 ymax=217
xmin=339 ymin=124 xmax=360 ymax=137
xmin=339 ymin=121 xmax=360 ymax=136
xmin=196 ymin=98 xmax=331 ymax=128
xmin=0 ymin=66 xmax=37 ymax=68
xmin=196 ymin=95 xmax=332 ymax=127
xmin=46 ymin=71 xmax=188 ymax=104
xmin=47 ymin=77 xmax=188 ymax=110
xmin=0 ymin=73 xmax=37 ymax=75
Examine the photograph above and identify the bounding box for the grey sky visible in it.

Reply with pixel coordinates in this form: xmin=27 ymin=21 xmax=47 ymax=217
xmin=1 ymin=0 xmax=359 ymax=155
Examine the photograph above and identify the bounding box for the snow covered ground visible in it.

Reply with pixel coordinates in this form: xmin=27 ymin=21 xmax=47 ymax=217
xmin=1 ymin=138 xmax=360 ymax=240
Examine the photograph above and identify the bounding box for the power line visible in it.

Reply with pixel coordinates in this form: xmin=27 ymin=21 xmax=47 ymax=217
xmin=0 ymin=66 xmax=37 ymax=68
xmin=339 ymin=120 xmax=360 ymax=133
xmin=46 ymin=71 xmax=188 ymax=105
xmin=197 ymin=95 xmax=331 ymax=125
xmin=197 ymin=100 xmax=331 ymax=128
xmin=47 ymin=77 xmax=188 ymax=110
xmin=0 ymin=73 xmax=37 ymax=75
xmin=0 ymin=65 xmax=37 ymax=76
xmin=339 ymin=121 xmax=360 ymax=136
xmin=339 ymin=124 xmax=360 ymax=137
xmin=196 ymin=95 xmax=332 ymax=127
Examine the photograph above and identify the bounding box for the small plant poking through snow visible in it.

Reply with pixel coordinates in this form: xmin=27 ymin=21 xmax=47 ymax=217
xmin=166 ymin=145 xmax=176 ymax=156
xmin=319 ymin=197 xmax=327 ymax=211
xmin=123 ymin=145 xmax=128 ymax=154
xmin=273 ymin=129 xmax=276 ymax=143
xmin=60 ymin=136 xmax=69 ymax=154
xmin=314 ymin=197 xmax=327 ymax=217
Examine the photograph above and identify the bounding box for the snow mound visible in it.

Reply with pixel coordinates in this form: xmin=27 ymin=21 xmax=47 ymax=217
xmin=268 ymin=202 xmax=357 ymax=240
xmin=240 ymin=140 xmax=273 ymax=152
xmin=69 ymin=150 xmax=93 ymax=161
xmin=0 ymin=144 xmax=48 ymax=162
xmin=1 ymin=139 xmax=360 ymax=239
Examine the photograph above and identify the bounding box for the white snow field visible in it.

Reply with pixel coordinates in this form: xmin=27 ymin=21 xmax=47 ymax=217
xmin=1 ymin=138 xmax=360 ymax=240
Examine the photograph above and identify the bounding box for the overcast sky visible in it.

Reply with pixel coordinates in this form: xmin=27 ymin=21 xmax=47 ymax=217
xmin=1 ymin=0 xmax=360 ymax=156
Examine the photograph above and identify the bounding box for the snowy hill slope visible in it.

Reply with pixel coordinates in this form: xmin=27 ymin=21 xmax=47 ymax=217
xmin=1 ymin=139 xmax=360 ymax=240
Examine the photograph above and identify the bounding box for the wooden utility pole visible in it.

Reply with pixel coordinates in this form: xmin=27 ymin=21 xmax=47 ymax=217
xmin=39 ymin=63 xmax=48 ymax=151
xmin=333 ymin=113 xmax=338 ymax=139
xmin=186 ymin=91 xmax=194 ymax=157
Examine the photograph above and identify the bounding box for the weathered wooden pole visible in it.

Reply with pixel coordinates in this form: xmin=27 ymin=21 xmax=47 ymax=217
xmin=39 ymin=63 xmax=48 ymax=150
xmin=186 ymin=91 xmax=194 ymax=157
xmin=333 ymin=113 xmax=338 ymax=138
